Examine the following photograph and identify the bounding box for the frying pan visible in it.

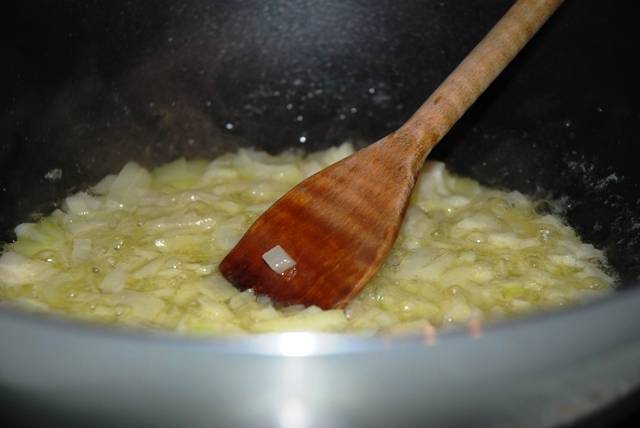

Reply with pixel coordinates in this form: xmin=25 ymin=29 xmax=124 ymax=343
xmin=1 ymin=1 xmax=639 ymax=426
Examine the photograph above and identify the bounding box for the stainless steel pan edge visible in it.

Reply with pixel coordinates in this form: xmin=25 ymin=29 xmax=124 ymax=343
xmin=1 ymin=287 xmax=640 ymax=427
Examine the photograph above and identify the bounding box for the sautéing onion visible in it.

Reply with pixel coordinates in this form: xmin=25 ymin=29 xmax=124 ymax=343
xmin=0 ymin=144 xmax=615 ymax=335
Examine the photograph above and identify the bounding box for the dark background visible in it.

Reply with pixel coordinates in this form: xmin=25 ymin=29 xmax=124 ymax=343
xmin=1 ymin=0 xmax=639 ymax=426
xmin=1 ymin=0 xmax=639 ymax=284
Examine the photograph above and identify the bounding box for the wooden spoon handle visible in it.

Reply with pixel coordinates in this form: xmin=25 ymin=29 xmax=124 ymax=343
xmin=402 ymin=0 xmax=565 ymax=162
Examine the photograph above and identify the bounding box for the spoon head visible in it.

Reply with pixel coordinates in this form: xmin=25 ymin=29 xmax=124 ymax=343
xmin=219 ymin=139 xmax=418 ymax=309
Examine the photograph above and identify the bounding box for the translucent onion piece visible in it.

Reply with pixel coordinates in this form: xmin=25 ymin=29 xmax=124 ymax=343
xmin=0 ymin=144 xmax=615 ymax=335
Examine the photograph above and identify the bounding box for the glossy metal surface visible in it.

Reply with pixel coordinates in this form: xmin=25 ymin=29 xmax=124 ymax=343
xmin=2 ymin=290 xmax=640 ymax=427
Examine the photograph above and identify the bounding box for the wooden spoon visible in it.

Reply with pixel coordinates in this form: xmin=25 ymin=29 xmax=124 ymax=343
xmin=220 ymin=0 xmax=565 ymax=309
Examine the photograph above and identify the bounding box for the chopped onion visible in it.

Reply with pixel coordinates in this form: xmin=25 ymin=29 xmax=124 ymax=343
xmin=0 ymin=143 xmax=615 ymax=335
xmin=71 ymin=239 xmax=92 ymax=262
xmin=262 ymin=245 xmax=296 ymax=274
xmin=99 ymin=268 xmax=128 ymax=293
xmin=0 ymin=252 xmax=56 ymax=287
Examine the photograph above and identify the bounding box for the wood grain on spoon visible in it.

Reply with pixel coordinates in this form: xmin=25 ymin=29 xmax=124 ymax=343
xmin=220 ymin=0 xmax=565 ymax=309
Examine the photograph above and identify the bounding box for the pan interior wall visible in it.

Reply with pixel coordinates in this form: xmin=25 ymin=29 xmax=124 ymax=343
xmin=1 ymin=0 xmax=638 ymax=281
